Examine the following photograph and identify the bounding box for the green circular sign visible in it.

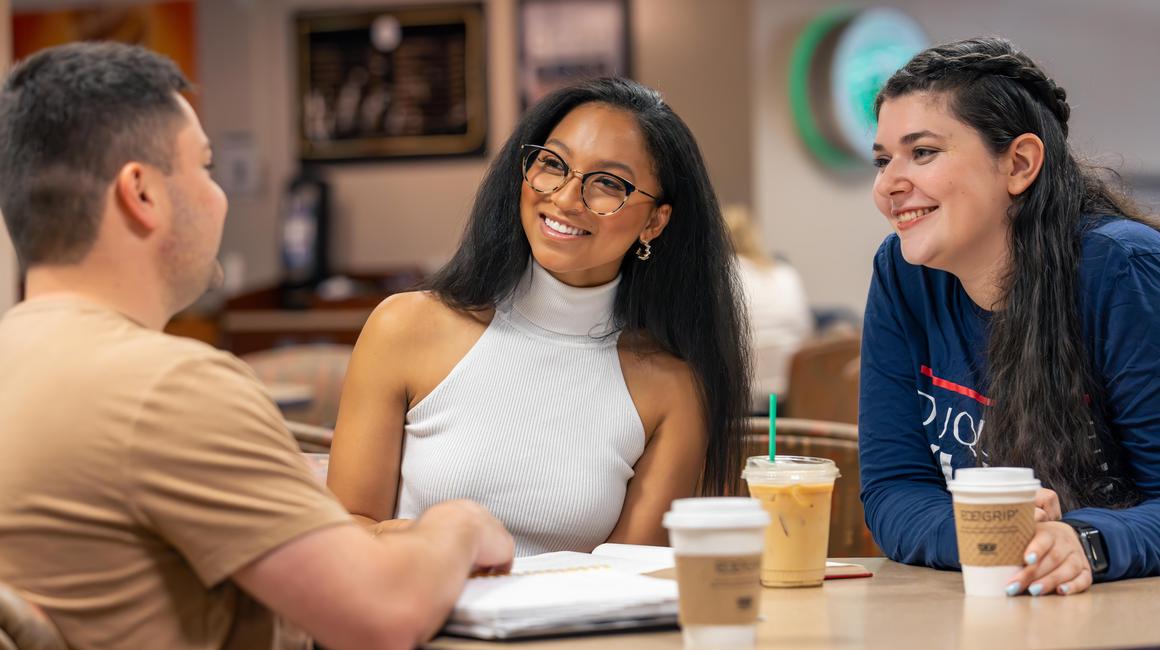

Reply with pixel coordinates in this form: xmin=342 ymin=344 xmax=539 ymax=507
xmin=789 ymin=7 xmax=929 ymax=168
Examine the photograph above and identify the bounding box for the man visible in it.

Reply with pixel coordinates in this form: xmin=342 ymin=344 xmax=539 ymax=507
xmin=0 ymin=42 xmax=513 ymax=650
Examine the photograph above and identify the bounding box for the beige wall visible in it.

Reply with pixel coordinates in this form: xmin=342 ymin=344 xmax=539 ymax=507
xmin=199 ymin=0 xmax=518 ymax=291
xmin=750 ymin=1 xmax=889 ymax=317
xmin=201 ymin=0 xmax=752 ymax=292
xmin=0 ymin=0 xmax=14 ymax=314
xmin=633 ymin=0 xmax=751 ymax=207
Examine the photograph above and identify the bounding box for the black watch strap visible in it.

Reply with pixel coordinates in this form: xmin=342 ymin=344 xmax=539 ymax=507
xmin=1065 ymin=520 xmax=1109 ymax=578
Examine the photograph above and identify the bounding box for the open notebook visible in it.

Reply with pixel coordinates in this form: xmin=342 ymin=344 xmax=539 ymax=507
xmin=445 ymin=546 xmax=679 ymax=639
xmin=444 ymin=544 xmax=872 ymax=640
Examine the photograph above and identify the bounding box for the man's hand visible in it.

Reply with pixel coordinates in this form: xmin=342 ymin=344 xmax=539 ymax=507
xmin=420 ymin=500 xmax=514 ymax=575
xmin=369 ymin=518 xmax=414 ymax=536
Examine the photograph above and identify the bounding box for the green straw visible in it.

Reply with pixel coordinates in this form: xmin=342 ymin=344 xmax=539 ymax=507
xmin=769 ymin=393 xmax=777 ymax=461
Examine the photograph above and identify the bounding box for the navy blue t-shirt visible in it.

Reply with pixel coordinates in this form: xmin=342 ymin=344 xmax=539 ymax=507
xmin=858 ymin=217 xmax=1160 ymax=581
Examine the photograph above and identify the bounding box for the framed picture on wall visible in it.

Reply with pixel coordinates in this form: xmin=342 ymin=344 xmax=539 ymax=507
xmin=296 ymin=4 xmax=487 ymax=161
xmin=518 ymin=0 xmax=631 ymax=109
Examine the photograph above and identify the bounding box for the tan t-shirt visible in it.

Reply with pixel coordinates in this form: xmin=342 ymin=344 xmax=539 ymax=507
xmin=0 ymin=298 xmax=354 ymax=649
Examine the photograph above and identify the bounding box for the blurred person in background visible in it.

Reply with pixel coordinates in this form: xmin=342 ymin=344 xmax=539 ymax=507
xmin=723 ymin=204 xmax=814 ymax=413
xmin=860 ymin=37 xmax=1160 ymax=597
xmin=0 ymin=42 xmax=512 ymax=650
xmin=328 ymin=77 xmax=751 ymax=556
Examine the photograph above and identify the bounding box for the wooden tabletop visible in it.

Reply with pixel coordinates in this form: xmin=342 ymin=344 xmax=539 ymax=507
xmin=425 ymin=558 xmax=1160 ymax=650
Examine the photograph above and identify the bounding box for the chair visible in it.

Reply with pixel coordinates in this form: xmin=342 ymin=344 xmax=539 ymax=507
xmin=785 ymin=333 xmax=860 ymax=424
xmin=743 ymin=417 xmax=880 ymax=558
xmin=242 ymin=343 xmax=353 ymax=428
xmin=0 ymin=583 xmax=67 ymax=650
xmin=286 ymin=420 xmax=334 ymax=453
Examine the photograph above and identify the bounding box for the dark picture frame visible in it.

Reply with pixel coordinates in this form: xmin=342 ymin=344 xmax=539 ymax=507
xmin=296 ymin=4 xmax=487 ymax=161
xmin=518 ymin=0 xmax=631 ymax=110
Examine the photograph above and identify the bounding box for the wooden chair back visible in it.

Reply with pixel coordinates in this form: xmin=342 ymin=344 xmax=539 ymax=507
xmin=242 ymin=343 xmax=353 ymax=428
xmin=742 ymin=417 xmax=880 ymax=558
xmin=785 ymin=334 xmax=861 ymax=424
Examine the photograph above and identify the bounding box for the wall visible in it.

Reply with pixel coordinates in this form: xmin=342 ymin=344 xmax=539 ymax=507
xmin=752 ymin=0 xmax=1160 ymax=314
xmin=633 ymin=0 xmax=751 ymax=208
xmin=199 ymin=0 xmax=520 ymax=291
xmin=11 ymin=0 xmax=1155 ymax=315
xmin=198 ymin=0 xmax=752 ymax=291
xmin=0 ymin=0 xmax=13 ymax=314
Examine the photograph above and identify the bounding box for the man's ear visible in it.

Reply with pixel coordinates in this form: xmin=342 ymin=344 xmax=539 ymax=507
xmin=1005 ymin=133 xmax=1045 ymax=196
xmin=639 ymin=203 xmax=672 ymax=243
xmin=113 ymin=162 xmax=162 ymax=234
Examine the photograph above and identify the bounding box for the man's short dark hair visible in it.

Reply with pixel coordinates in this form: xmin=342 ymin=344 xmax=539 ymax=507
xmin=0 ymin=42 xmax=191 ymax=267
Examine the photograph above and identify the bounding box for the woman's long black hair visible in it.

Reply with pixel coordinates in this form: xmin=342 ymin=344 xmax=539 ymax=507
xmin=428 ymin=77 xmax=750 ymax=495
xmin=876 ymin=37 xmax=1159 ymax=511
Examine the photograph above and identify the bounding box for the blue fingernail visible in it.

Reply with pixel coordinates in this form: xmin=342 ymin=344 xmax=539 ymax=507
xmin=1060 ymin=584 xmax=1071 ymax=595
xmin=1006 ymin=582 xmax=1021 ymax=597
xmin=1024 ymin=552 xmax=1038 ymax=565
xmin=1029 ymin=584 xmax=1043 ymax=597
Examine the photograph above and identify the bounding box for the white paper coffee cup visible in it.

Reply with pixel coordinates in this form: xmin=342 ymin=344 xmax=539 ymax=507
xmin=663 ymin=498 xmax=770 ymax=648
xmin=946 ymin=467 xmax=1041 ymax=597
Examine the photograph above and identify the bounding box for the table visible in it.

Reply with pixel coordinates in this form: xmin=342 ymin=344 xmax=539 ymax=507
xmin=265 ymin=382 xmax=315 ymax=409
xmin=426 ymin=558 xmax=1160 ymax=650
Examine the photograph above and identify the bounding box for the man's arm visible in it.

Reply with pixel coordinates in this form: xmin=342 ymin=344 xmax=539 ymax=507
xmin=233 ymin=499 xmax=513 ymax=650
xmin=127 ymin=351 xmax=511 ymax=648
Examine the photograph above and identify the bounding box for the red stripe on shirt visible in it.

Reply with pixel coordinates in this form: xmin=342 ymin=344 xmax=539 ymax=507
xmin=920 ymin=365 xmax=993 ymax=407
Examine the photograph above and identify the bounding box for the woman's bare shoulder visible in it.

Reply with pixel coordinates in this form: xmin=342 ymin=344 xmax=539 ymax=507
xmin=361 ymin=291 xmax=494 ymax=349
xmin=618 ymin=331 xmax=699 ymax=397
xmin=617 ymin=330 xmax=704 ymax=441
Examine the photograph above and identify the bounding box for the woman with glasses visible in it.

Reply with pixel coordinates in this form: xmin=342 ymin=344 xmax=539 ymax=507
xmin=327 ymin=77 xmax=750 ymax=555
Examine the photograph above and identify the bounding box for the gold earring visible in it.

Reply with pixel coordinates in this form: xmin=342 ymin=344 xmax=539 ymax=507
xmin=635 ymin=239 xmax=652 ymax=261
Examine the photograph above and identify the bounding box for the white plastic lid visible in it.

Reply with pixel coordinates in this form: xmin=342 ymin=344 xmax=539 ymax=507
xmin=947 ymin=467 xmax=1041 ymax=494
xmin=662 ymin=497 xmax=770 ymax=530
xmin=742 ymin=455 xmax=840 ymax=484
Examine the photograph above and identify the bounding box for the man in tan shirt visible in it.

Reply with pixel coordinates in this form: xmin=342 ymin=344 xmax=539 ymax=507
xmin=0 ymin=42 xmax=513 ymax=649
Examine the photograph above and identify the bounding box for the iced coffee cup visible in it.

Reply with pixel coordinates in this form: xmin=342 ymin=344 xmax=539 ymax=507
xmin=743 ymin=456 xmax=840 ymax=588
xmin=947 ymin=467 xmax=1041 ymax=597
xmin=663 ymin=498 xmax=769 ymax=648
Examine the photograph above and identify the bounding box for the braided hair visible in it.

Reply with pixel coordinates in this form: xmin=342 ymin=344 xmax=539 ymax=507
xmin=875 ymin=37 xmax=1158 ymax=511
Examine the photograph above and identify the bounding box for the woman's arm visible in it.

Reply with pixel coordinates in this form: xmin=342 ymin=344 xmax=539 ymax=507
xmin=327 ymin=294 xmax=423 ymax=523
xmin=328 ymin=292 xmax=491 ymax=524
xmin=1060 ymin=240 xmax=1160 ymax=581
xmin=858 ymin=240 xmax=960 ymax=569
xmin=605 ymin=350 xmax=708 ymax=546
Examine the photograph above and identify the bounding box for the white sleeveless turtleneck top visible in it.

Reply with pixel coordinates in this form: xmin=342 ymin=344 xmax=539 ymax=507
xmin=396 ymin=261 xmax=646 ymax=556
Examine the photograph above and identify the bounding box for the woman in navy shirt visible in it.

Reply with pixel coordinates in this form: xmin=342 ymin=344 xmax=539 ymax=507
xmin=860 ymin=36 xmax=1160 ymax=596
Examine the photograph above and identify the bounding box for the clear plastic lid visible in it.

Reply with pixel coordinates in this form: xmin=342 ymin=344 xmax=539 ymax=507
xmin=947 ymin=467 xmax=1041 ymax=494
xmin=742 ymin=455 xmax=840 ymax=484
xmin=662 ymin=497 xmax=770 ymax=530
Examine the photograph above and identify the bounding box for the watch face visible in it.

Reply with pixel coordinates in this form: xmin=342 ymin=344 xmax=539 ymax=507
xmin=1075 ymin=526 xmax=1109 ymax=575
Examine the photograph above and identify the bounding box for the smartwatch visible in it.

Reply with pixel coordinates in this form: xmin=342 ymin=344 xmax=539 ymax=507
xmin=1064 ymin=520 xmax=1109 ymax=579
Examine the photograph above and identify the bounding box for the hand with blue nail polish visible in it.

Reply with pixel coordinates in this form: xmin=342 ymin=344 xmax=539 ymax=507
xmin=1005 ymin=582 xmax=1021 ymax=597
xmin=1009 ymin=521 xmax=1093 ymax=597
